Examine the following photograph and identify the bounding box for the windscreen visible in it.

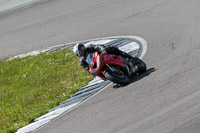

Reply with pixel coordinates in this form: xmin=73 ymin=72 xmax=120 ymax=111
xmin=86 ymin=53 xmax=94 ymax=67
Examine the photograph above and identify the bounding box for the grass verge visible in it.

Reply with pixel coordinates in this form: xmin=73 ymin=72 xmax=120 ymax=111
xmin=0 ymin=49 xmax=93 ymax=133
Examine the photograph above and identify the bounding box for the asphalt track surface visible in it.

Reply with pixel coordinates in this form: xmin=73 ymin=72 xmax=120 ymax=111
xmin=1 ymin=0 xmax=200 ymax=133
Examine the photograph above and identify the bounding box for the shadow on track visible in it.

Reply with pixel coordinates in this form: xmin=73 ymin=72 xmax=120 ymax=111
xmin=113 ymin=67 xmax=157 ymax=89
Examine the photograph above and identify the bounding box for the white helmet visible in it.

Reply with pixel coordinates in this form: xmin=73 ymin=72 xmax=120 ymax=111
xmin=73 ymin=43 xmax=85 ymax=57
xmin=73 ymin=43 xmax=79 ymax=55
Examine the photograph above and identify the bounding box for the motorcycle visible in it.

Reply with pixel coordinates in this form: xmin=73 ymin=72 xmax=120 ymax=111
xmin=86 ymin=51 xmax=146 ymax=85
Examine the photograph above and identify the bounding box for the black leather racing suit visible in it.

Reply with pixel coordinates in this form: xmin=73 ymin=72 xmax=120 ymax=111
xmin=79 ymin=44 xmax=133 ymax=72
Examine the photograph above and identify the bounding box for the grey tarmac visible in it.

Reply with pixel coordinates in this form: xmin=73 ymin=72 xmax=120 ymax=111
xmin=1 ymin=0 xmax=200 ymax=133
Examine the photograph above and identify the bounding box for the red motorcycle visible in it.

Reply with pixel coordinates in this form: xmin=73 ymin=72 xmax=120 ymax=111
xmin=86 ymin=51 xmax=146 ymax=85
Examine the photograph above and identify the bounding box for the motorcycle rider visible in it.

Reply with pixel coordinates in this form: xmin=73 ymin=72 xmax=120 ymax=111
xmin=73 ymin=43 xmax=138 ymax=77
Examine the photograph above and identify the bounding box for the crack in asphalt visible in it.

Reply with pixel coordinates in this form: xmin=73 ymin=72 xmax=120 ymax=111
xmin=124 ymin=3 xmax=164 ymax=20
xmin=171 ymin=42 xmax=175 ymax=51
xmin=122 ymin=0 xmax=182 ymax=22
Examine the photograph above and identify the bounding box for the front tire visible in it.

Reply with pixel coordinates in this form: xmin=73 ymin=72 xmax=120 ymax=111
xmin=104 ymin=71 xmax=130 ymax=85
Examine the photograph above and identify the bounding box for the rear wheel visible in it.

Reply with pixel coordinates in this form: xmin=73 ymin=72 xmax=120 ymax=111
xmin=104 ymin=67 xmax=130 ymax=85
xmin=135 ymin=58 xmax=147 ymax=74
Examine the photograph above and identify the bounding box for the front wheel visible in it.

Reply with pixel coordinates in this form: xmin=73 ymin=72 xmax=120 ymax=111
xmin=104 ymin=71 xmax=130 ymax=85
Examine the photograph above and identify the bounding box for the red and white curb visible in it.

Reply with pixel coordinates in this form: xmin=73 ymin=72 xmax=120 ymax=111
xmin=15 ymin=36 xmax=147 ymax=133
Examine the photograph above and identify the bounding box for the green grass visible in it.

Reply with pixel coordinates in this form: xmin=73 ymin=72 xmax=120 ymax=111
xmin=0 ymin=49 xmax=93 ymax=133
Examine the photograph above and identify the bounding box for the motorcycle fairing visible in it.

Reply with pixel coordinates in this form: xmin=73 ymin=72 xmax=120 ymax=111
xmin=89 ymin=52 xmax=125 ymax=77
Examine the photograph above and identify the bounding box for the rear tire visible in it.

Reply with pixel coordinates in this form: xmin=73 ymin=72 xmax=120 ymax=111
xmin=104 ymin=71 xmax=130 ymax=85
xmin=135 ymin=58 xmax=147 ymax=74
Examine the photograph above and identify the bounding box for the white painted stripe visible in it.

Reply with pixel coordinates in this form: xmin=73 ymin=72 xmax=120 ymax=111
xmin=64 ymin=35 xmax=147 ymax=58
xmin=88 ymin=77 xmax=103 ymax=84
xmin=87 ymin=79 xmax=105 ymax=86
xmin=8 ymin=44 xmax=65 ymax=60
xmin=35 ymin=102 xmax=80 ymax=121
xmin=119 ymin=42 xmax=139 ymax=53
xmin=16 ymin=102 xmax=81 ymax=133
xmin=16 ymin=116 xmax=54 ymax=133
xmin=129 ymin=36 xmax=147 ymax=59
xmin=84 ymin=39 xmax=115 ymax=47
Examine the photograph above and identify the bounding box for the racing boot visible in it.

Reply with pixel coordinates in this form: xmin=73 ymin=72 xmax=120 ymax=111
xmin=128 ymin=62 xmax=139 ymax=76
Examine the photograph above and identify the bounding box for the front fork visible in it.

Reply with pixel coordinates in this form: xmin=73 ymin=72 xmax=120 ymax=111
xmin=105 ymin=64 xmax=121 ymax=75
xmin=104 ymin=64 xmax=128 ymax=77
xmin=99 ymin=64 xmax=127 ymax=80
